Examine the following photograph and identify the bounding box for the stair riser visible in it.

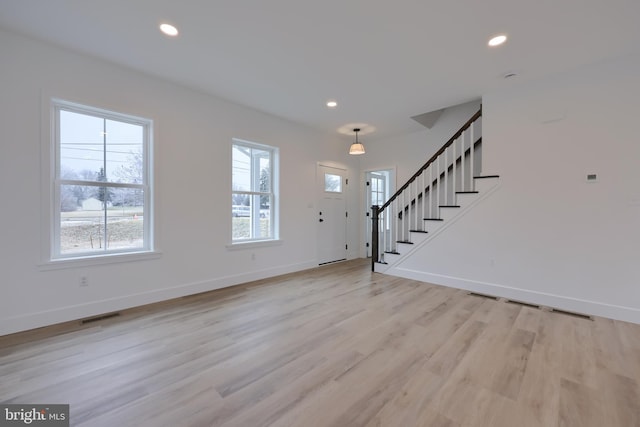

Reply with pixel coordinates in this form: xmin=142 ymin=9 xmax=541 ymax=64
xmin=382 ymin=252 xmax=402 ymax=265
xmin=396 ymin=242 xmax=414 ymax=254
xmin=423 ymin=220 xmax=444 ymax=233
xmin=374 ymin=262 xmax=390 ymax=273
xmin=454 ymin=192 xmax=478 ymax=207
xmin=439 ymin=207 xmax=460 ymax=222
xmin=474 ymin=176 xmax=499 ymax=193
xmin=408 ymin=232 xmax=429 ymax=245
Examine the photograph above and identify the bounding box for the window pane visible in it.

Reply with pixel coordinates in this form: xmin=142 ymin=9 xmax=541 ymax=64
xmin=232 ymin=195 xmax=251 ymax=240
xmin=255 ymin=194 xmax=272 ymax=239
xmin=59 ymin=185 xmax=144 ymax=254
xmin=232 ymin=145 xmax=251 ymax=192
xmin=59 ymin=110 xmax=104 ymax=181
xmin=107 ymin=189 xmax=144 ymax=250
xmin=231 ymin=195 xmax=273 ymax=240
xmin=258 ymin=154 xmax=271 ymax=193
xmin=106 ymin=119 xmax=143 ymax=184
xmin=325 ymin=173 xmax=342 ymax=193
xmin=59 ymin=185 xmax=105 ymax=255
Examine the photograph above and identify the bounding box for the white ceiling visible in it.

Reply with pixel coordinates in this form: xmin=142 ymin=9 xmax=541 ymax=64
xmin=1 ymin=0 xmax=639 ymax=140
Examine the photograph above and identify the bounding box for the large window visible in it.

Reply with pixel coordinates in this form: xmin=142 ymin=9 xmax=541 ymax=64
xmin=232 ymin=139 xmax=278 ymax=242
xmin=51 ymin=99 xmax=153 ymax=259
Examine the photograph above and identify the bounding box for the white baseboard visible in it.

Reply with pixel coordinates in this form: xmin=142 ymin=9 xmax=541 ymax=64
xmin=388 ymin=267 xmax=640 ymax=325
xmin=0 ymin=260 xmax=317 ymax=336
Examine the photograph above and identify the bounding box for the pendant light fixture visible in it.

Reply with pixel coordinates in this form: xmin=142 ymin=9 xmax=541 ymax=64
xmin=349 ymin=128 xmax=365 ymax=155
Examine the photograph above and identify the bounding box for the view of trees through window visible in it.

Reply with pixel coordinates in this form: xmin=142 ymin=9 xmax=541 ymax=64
xmin=55 ymin=106 xmax=150 ymax=256
xmin=232 ymin=141 xmax=275 ymax=241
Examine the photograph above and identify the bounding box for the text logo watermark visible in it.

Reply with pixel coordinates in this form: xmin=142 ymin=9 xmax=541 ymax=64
xmin=1 ymin=405 xmax=69 ymax=427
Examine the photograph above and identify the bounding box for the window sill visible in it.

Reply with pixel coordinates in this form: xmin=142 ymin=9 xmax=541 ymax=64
xmin=39 ymin=250 xmax=162 ymax=271
xmin=226 ymin=239 xmax=283 ymax=251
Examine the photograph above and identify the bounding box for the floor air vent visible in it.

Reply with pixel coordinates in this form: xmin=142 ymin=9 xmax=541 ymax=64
xmin=505 ymin=299 xmax=540 ymax=309
xmin=81 ymin=312 xmax=121 ymax=324
xmin=466 ymin=292 xmax=594 ymax=320
xmin=467 ymin=292 xmax=499 ymax=300
xmin=550 ymin=308 xmax=594 ymax=320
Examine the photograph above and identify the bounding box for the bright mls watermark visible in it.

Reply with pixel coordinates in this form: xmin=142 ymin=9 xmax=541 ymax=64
xmin=1 ymin=405 xmax=69 ymax=426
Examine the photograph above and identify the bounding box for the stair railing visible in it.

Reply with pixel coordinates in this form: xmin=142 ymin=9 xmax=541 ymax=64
xmin=371 ymin=108 xmax=482 ymax=271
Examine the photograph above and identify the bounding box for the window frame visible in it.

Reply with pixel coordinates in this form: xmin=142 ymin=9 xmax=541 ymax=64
xmin=231 ymin=138 xmax=279 ymax=245
xmin=44 ymin=98 xmax=156 ymax=265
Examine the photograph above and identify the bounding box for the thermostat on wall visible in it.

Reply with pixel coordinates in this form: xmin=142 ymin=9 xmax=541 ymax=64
xmin=586 ymin=173 xmax=598 ymax=183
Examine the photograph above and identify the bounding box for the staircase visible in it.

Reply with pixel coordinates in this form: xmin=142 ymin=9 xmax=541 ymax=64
xmin=372 ymin=107 xmax=499 ymax=272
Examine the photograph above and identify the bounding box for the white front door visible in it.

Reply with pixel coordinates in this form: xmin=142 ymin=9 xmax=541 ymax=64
xmin=317 ymin=165 xmax=347 ymax=265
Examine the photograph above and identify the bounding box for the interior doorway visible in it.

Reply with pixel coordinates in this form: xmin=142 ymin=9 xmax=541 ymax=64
xmin=365 ymin=169 xmax=394 ymax=257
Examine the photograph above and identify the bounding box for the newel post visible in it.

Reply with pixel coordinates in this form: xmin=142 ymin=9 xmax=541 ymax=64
xmin=371 ymin=205 xmax=379 ymax=272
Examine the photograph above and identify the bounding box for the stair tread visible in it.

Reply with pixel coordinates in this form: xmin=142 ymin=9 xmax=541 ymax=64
xmin=409 ymin=230 xmax=428 ymax=233
xmin=396 ymin=240 xmax=413 ymax=244
xmin=473 ymin=175 xmax=500 ymax=179
xmin=456 ymin=191 xmax=479 ymax=194
xmin=423 ymin=218 xmax=444 ymax=221
xmin=439 ymin=205 xmax=460 ymax=208
xmin=376 ymin=261 xmax=389 ymax=265
xmin=384 ymin=251 xmax=401 ymax=255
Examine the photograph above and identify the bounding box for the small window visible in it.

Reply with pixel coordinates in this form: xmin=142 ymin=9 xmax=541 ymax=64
xmin=324 ymin=173 xmax=342 ymax=193
xmin=51 ymin=99 xmax=153 ymax=260
xmin=232 ymin=139 xmax=278 ymax=242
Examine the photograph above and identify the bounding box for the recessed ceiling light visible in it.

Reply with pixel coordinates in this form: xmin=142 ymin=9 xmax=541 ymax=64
xmin=326 ymin=100 xmax=338 ymax=108
xmin=160 ymin=23 xmax=179 ymax=37
xmin=488 ymin=34 xmax=507 ymax=47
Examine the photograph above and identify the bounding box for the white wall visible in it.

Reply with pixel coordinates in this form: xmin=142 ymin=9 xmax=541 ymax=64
xmin=0 ymin=29 xmax=359 ymax=335
xmin=389 ymin=54 xmax=640 ymax=323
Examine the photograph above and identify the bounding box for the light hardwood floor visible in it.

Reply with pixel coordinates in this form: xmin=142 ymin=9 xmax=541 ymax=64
xmin=1 ymin=259 xmax=639 ymax=426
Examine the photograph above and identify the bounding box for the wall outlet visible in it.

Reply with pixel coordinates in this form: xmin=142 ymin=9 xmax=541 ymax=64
xmin=251 ymin=253 xmax=256 ymax=261
xmin=79 ymin=276 xmax=89 ymax=287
